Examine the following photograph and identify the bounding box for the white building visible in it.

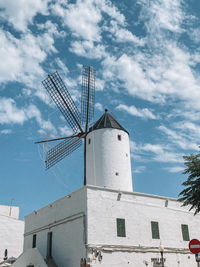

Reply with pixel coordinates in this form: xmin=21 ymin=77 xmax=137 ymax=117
xmin=0 ymin=205 xmax=24 ymax=264
xmin=12 ymin=110 xmax=200 ymax=267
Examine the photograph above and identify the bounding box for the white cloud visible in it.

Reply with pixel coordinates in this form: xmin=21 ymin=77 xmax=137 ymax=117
xmin=60 ymin=0 xmax=102 ymax=42
xmin=104 ymin=20 xmax=145 ymax=46
xmin=139 ymin=0 xmax=184 ymax=34
xmin=169 ymin=109 xmax=200 ymax=121
xmin=0 ymin=0 xmax=50 ymax=32
xmin=0 ymin=22 xmax=63 ymax=103
xmin=51 ymin=0 xmax=126 ymax=42
xmin=37 ymin=120 xmax=57 ymax=138
xmin=173 ymin=121 xmax=200 ymax=139
xmin=0 ymin=129 xmax=12 ymax=135
xmin=189 ymin=28 xmax=200 ymax=44
xmin=0 ymin=29 xmax=45 ymax=86
xmin=0 ymin=98 xmax=57 ymax=137
xmin=116 ymin=104 xmax=157 ymax=120
xmin=95 ymin=103 xmax=103 ymax=112
xmin=97 ymin=0 xmax=125 ymax=25
xmin=95 ymin=78 xmax=105 ymax=91
xmin=70 ymin=40 xmax=106 ymax=59
xmin=132 ymin=141 xmax=183 ymax=163
xmin=102 ymin=42 xmax=200 ymax=108
xmin=51 ymin=0 xmax=133 ymax=60
xmin=102 ymin=54 xmax=158 ymax=102
xmin=98 ymin=0 xmax=200 ymax=111
xmin=0 ymin=98 xmax=27 ymax=124
xmin=26 ymin=104 xmax=57 ymax=137
xmin=59 ymin=126 xmax=73 ymax=137
xmin=158 ymin=125 xmax=199 ymax=151
xmin=164 ymin=166 xmax=184 ymax=173
xmin=133 ymin=165 xmax=146 ymax=173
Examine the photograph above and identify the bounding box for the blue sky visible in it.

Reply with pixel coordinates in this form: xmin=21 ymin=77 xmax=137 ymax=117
xmin=1 ymin=0 xmax=200 ymax=219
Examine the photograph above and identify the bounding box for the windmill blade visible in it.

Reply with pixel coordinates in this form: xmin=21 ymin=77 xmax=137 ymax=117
xmin=35 ymin=133 xmax=82 ymax=144
xmin=81 ymin=66 xmax=95 ymax=127
xmin=45 ymin=135 xmax=84 ymax=169
xmin=42 ymin=71 xmax=83 ymax=134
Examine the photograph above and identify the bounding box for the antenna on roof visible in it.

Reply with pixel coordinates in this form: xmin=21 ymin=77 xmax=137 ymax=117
xmin=35 ymin=66 xmax=96 ymax=185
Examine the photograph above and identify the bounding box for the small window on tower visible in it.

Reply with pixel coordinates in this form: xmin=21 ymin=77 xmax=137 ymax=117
xmin=118 ymin=135 xmax=121 ymax=141
xmin=88 ymin=138 xmax=91 ymax=145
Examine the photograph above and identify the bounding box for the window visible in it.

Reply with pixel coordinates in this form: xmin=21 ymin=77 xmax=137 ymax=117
xmin=88 ymin=138 xmax=91 ymax=145
xmin=32 ymin=234 xmax=36 ymax=248
xmin=116 ymin=218 xmax=126 ymax=237
xmin=117 ymin=134 xmax=121 ymax=141
xmin=47 ymin=232 xmax=53 ymax=258
xmin=181 ymin=224 xmax=190 ymax=241
xmin=151 ymin=221 xmax=160 ymax=239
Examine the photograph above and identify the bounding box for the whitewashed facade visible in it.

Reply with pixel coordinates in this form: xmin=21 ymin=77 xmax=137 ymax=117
xmin=20 ymin=185 xmax=199 ymax=267
xmin=12 ymin=111 xmax=200 ymax=267
xmin=0 ymin=205 xmax=24 ymax=262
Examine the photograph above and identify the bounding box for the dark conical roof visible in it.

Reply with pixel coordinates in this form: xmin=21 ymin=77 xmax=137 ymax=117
xmin=89 ymin=109 xmax=129 ymax=134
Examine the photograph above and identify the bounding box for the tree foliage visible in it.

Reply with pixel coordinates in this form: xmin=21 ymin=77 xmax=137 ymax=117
xmin=179 ymin=153 xmax=200 ymax=215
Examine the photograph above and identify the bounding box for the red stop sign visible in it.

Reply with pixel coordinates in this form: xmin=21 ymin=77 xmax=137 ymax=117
xmin=189 ymin=239 xmax=200 ymax=254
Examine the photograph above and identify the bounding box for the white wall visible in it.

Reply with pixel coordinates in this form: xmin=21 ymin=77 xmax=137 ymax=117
xmin=22 ymin=185 xmax=200 ymax=267
xmin=0 ymin=205 xmax=19 ymax=219
xmin=86 ymin=129 xmax=133 ymax=191
xmin=11 ymin=248 xmax=48 ymax=267
xmin=0 ymin=214 xmax=24 ymax=261
xmin=24 ymin=187 xmax=87 ymax=267
xmin=86 ymin=186 xmax=198 ymax=267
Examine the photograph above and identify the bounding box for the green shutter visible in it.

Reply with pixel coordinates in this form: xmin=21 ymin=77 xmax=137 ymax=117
xmin=181 ymin=224 xmax=190 ymax=241
xmin=151 ymin=221 xmax=160 ymax=239
xmin=117 ymin=218 xmax=126 ymax=237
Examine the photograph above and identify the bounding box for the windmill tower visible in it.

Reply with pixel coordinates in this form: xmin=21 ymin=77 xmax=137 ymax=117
xmin=36 ymin=67 xmax=133 ymax=192
xmin=86 ymin=109 xmax=133 ymax=191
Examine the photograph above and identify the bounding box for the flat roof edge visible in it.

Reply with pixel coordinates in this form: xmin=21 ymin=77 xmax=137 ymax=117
xmin=85 ymin=185 xmax=178 ymax=201
xmin=25 ymin=185 xmax=179 ymax=219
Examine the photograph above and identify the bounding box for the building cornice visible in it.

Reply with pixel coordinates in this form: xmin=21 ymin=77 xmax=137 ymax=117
xmin=86 ymin=244 xmax=191 ymax=254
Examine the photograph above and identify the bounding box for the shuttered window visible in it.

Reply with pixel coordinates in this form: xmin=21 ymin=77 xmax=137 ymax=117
xmin=181 ymin=224 xmax=190 ymax=241
xmin=151 ymin=221 xmax=160 ymax=239
xmin=117 ymin=218 xmax=126 ymax=237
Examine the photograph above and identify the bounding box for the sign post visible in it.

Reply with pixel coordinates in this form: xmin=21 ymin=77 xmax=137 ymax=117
xmin=195 ymin=254 xmax=200 ymax=267
xmin=189 ymin=239 xmax=200 ymax=267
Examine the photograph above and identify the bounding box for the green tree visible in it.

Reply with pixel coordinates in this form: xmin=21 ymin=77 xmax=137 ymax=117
xmin=179 ymin=152 xmax=200 ymax=215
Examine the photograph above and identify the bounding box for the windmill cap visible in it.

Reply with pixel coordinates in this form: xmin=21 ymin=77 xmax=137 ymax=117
xmin=89 ymin=110 xmax=129 ymax=134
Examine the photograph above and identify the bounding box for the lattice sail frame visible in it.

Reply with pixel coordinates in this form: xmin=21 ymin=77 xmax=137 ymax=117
xmin=45 ymin=136 xmax=82 ymax=169
xmin=37 ymin=66 xmax=95 ymax=170
xmin=42 ymin=71 xmax=82 ymax=134
xmin=81 ymin=66 xmax=95 ymax=126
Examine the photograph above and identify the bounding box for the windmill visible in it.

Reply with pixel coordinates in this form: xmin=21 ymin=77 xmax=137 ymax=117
xmin=35 ymin=66 xmax=95 ymax=185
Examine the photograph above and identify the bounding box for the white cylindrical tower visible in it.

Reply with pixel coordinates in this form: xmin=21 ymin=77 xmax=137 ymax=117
xmin=86 ymin=109 xmax=133 ymax=191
